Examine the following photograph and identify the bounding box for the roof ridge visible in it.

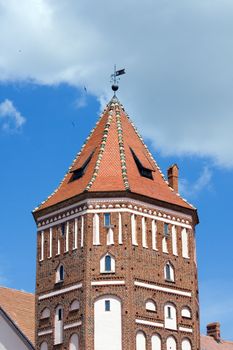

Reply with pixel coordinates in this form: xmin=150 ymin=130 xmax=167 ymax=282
xmin=121 ymin=106 xmax=196 ymax=210
xmin=0 ymin=285 xmax=34 ymax=296
xmin=33 ymin=103 xmax=110 ymax=212
xmin=115 ymin=103 xmax=130 ymax=190
xmin=85 ymin=103 xmax=114 ymax=191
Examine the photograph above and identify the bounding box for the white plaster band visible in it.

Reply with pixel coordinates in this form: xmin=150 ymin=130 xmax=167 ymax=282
xmin=38 ymin=207 xmax=191 ymax=231
xmin=38 ymin=329 xmax=52 ymax=336
xmin=37 ymin=197 xmax=192 ymax=222
xmin=91 ymin=280 xmax=125 ymax=286
xmin=136 ymin=319 xmax=164 ymax=328
xmin=179 ymin=327 xmax=193 ymax=333
xmin=38 ymin=283 xmax=82 ymax=300
xmin=64 ymin=321 xmax=82 ymax=330
xmin=134 ymin=281 xmax=192 ymax=297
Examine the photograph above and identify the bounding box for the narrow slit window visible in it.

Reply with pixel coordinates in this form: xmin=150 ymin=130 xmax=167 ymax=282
xmin=104 ymin=213 xmax=111 ymax=227
xmin=164 ymin=223 xmax=169 ymax=237
xmin=70 ymin=151 xmax=94 ymax=181
xmin=130 ymin=148 xmax=153 ymax=179
xmin=105 ymin=300 xmax=110 ymax=311
xmin=167 ymin=306 xmax=172 ymax=319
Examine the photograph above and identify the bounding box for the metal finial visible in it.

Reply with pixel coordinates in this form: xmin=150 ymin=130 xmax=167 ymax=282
xmin=110 ymin=65 xmax=126 ymax=95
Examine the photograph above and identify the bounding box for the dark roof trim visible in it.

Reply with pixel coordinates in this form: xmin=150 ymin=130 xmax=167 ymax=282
xmin=0 ymin=307 xmax=35 ymax=350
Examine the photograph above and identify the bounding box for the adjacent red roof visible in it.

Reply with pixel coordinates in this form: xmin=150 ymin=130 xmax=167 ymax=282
xmin=201 ymin=335 xmax=233 ymax=350
xmin=35 ymin=96 xmax=194 ymax=212
xmin=0 ymin=286 xmax=35 ymax=345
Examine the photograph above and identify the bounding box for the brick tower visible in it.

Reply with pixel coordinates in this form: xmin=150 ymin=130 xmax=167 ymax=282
xmin=33 ymin=95 xmax=200 ymax=350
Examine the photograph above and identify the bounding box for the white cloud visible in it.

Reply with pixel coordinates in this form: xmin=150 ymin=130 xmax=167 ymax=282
xmin=179 ymin=166 xmax=212 ymax=198
xmin=0 ymin=99 xmax=26 ymax=132
xmin=0 ymin=0 xmax=233 ymax=166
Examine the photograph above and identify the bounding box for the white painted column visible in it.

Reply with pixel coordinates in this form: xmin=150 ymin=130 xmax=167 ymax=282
xmin=131 ymin=214 xmax=137 ymax=245
xmin=172 ymin=225 xmax=178 ymax=256
xmin=40 ymin=231 xmax=44 ymax=261
xmin=65 ymin=222 xmax=69 ymax=252
xmin=48 ymin=227 xmax=52 ymax=258
xmin=73 ymin=218 xmax=78 ymax=249
xmin=152 ymin=219 xmax=157 ymax=250
xmin=118 ymin=213 xmax=123 ymax=244
xmin=142 ymin=217 xmax=148 ymax=248
xmin=182 ymin=228 xmax=189 ymax=258
xmin=93 ymin=214 xmax=100 ymax=245
xmin=81 ymin=216 xmax=84 ymax=247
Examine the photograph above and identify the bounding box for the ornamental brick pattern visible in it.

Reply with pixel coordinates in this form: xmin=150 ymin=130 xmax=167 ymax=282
xmin=33 ymin=97 xmax=200 ymax=350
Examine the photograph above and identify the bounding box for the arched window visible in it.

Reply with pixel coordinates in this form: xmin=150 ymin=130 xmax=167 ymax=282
xmin=164 ymin=303 xmax=177 ymax=330
xmin=70 ymin=300 xmax=80 ymax=311
xmin=166 ymin=336 xmax=177 ymax=350
xmin=145 ymin=299 xmax=156 ymax=312
xmin=136 ymin=331 xmax=146 ymax=350
xmin=41 ymin=307 xmax=50 ymax=319
xmin=182 ymin=338 xmax=192 ymax=350
xmin=105 ymin=255 xmax=111 ymax=271
xmin=152 ymin=334 xmax=161 ymax=350
xmin=100 ymin=253 xmax=115 ymax=273
xmin=164 ymin=262 xmax=174 ymax=282
xmin=69 ymin=333 xmax=79 ymax=350
xmin=54 ymin=306 xmax=63 ymax=345
xmin=94 ymin=295 xmax=122 ymax=350
xmin=56 ymin=264 xmax=64 ymax=283
xmin=40 ymin=341 xmax=48 ymax=350
xmin=181 ymin=307 xmax=192 ymax=318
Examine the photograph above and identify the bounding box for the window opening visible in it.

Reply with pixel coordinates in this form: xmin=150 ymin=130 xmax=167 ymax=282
xmin=164 ymin=223 xmax=169 ymax=237
xmin=70 ymin=151 xmax=94 ymax=181
xmin=105 ymin=300 xmax=110 ymax=311
xmin=59 ymin=265 xmax=64 ymax=281
xmin=58 ymin=308 xmax=62 ymax=321
xmin=61 ymin=223 xmax=65 ymax=236
xmin=104 ymin=213 xmax=111 ymax=227
xmin=130 ymin=148 xmax=153 ymax=179
xmin=167 ymin=306 xmax=172 ymax=319
xmin=105 ymin=255 xmax=111 ymax=272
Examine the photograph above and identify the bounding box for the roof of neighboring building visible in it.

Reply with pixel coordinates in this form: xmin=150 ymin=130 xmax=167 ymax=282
xmin=0 ymin=286 xmax=35 ymax=345
xmin=201 ymin=335 xmax=233 ymax=350
xmin=34 ymin=96 xmax=195 ymax=213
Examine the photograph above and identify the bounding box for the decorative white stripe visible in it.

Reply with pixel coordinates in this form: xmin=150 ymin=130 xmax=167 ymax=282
xmin=38 ymin=283 xmax=82 ymax=300
xmin=38 ymin=207 xmax=192 ymax=231
xmin=136 ymin=319 xmax=164 ymax=328
xmin=91 ymin=280 xmax=125 ymax=286
xmin=179 ymin=327 xmax=193 ymax=333
xmin=38 ymin=329 xmax=52 ymax=336
xmin=134 ymin=281 xmax=192 ymax=297
xmin=64 ymin=321 xmax=82 ymax=330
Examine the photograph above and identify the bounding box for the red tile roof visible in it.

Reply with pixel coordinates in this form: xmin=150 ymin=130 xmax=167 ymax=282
xmin=201 ymin=335 xmax=233 ymax=350
xmin=0 ymin=286 xmax=35 ymax=345
xmin=35 ymin=97 xmax=195 ymax=212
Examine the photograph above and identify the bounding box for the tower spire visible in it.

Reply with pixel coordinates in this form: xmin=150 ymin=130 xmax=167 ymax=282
xmin=111 ymin=65 xmax=126 ymax=96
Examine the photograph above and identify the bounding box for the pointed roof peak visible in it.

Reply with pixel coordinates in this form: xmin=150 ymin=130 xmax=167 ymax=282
xmin=34 ymin=98 xmax=195 ymax=213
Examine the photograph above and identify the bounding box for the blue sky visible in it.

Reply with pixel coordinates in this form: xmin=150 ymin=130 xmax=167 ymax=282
xmin=0 ymin=0 xmax=233 ymax=341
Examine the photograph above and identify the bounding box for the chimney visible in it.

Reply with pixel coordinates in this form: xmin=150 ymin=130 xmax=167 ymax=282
xmin=167 ymin=164 xmax=179 ymax=192
xmin=207 ymin=322 xmax=221 ymax=342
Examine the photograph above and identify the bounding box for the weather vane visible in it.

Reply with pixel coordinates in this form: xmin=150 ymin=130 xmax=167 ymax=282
xmin=111 ymin=65 xmax=126 ymax=95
